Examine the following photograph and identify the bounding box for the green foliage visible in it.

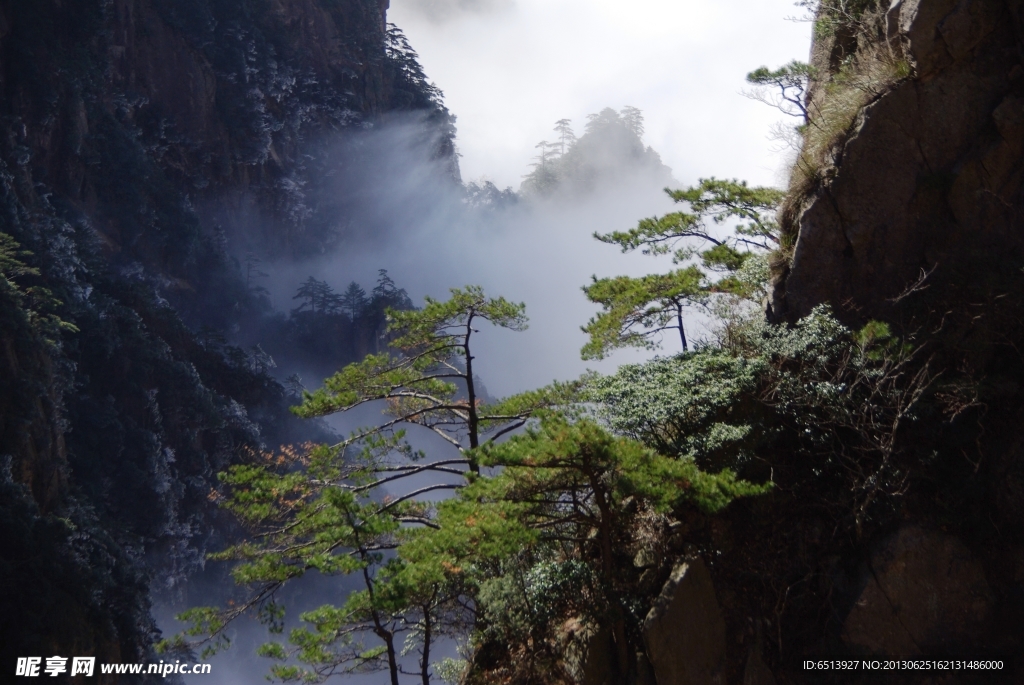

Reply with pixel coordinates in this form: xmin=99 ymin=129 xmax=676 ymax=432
xmin=435 ymin=657 xmax=469 ymax=684
xmin=395 ymin=412 xmax=767 ymax=678
xmin=0 ymin=232 xmax=35 ymax=281
xmin=586 ymin=351 xmax=765 ymax=466
xmin=583 ymin=178 xmax=783 ymax=359
xmin=701 ymin=243 xmax=750 ymax=272
xmin=745 ymin=61 xmax=814 ymax=121
xmin=0 ymin=232 xmax=77 ymax=341
xmin=404 ymin=413 xmax=766 ymax=577
xmin=795 ymin=0 xmax=883 ymax=38
xmin=589 ymin=304 xmax=931 ymax=539
xmin=596 ymin=178 xmax=784 ymax=259
xmin=294 ymin=285 xmax=562 ymax=465
xmin=472 ymin=413 xmax=767 ymax=516
xmin=475 ymin=559 xmax=596 ymax=645
xmin=174 ymin=450 xmax=426 ymax=674
xmin=190 ymin=275 xmax=773 ymax=680
xmin=176 ymin=287 xmax=581 ymax=681
xmin=581 ymin=267 xmax=707 ymax=358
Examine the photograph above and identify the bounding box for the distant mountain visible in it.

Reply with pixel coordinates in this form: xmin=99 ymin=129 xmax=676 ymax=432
xmin=521 ymin=107 xmax=674 ymax=198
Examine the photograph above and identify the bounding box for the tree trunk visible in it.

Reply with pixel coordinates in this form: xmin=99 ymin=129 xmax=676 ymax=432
xmin=361 ymin=556 xmax=400 ymax=685
xmin=420 ymin=599 xmax=433 ymax=685
xmin=464 ymin=314 xmax=481 ymax=473
xmin=676 ymin=302 xmax=688 ymax=352
xmin=587 ymin=469 xmax=633 ymax=682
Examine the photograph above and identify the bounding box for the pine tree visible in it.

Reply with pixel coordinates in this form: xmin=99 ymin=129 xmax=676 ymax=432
xmin=594 ymin=178 xmax=784 ymax=259
xmin=403 ymin=413 xmax=768 ymax=683
xmin=744 ymin=60 xmax=814 ymax=122
xmin=171 ymin=287 xmax=578 ymax=682
xmin=243 ymin=252 xmax=269 ymax=292
xmin=581 ymin=267 xmax=707 ymax=358
xmin=619 ymin=106 xmax=644 ymax=139
xmin=293 ymin=276 xmax=342 ymax=316
xmin=584 ymin=107 xmax=623 ymax=136
xmin=582 ymin=179 xmax=784 ymax=359
xmin=553 ymin=118 xmax=576 ymax=155
xmin=341 ymin=281 xmax=368 ymax=320
xmin=370 ymin=269 xmax=411 ymax=309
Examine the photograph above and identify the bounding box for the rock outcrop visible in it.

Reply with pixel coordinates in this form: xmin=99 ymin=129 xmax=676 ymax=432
xmin=771 ymin=0 xmax=1024 ymax=324
xmin=841 ymin=525 xmax=993 ymax=655
xmin=643 ymin=557 xmax=727 ymax=685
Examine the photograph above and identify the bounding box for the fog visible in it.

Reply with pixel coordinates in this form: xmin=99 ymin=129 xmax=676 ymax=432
xmin=400 ymin=0 xmax=515 ymax=22
xmin=389 ymin=0 xmax=812 ymax=189
xmin=248 ymin=114 xmax=683 ymax=397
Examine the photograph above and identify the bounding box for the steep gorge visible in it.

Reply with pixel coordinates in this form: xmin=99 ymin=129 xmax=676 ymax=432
xmin=5 ymin=0 xmax=1024 ymax=682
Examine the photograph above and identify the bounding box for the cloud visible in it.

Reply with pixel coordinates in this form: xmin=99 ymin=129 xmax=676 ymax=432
xmin=389 ymin=0 xmax=813 ymax=189
xmin=252 ymin=117 xmax=685 ymax=397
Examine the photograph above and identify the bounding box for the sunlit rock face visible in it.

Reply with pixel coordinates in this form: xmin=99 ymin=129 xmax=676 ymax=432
xmin=643 ymin=558 xmax=727 ymax=685
xmin=771 ymin=0 xmax=1024 ymax=325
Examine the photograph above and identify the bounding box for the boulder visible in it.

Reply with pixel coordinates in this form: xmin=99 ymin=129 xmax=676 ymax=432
xmin=842 ymin=526 xmax=993 ymax=654
xmin=643 ymin=557 xmax=727 ymax=685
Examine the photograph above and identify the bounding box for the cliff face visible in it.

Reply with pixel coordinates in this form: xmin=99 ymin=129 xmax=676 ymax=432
xmin=747 ymin=0 xmax=1024 ymax=677
xmin=770 ymin=0 xmax=1024 ymax=326
xmin=1 ymin=0 xmax=456 ymax=265
xmin=0 ymin=0 xmax=455 ymax=669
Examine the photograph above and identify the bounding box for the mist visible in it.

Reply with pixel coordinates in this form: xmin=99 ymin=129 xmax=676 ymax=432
xmin=389 ymin=0 xmax=813 ymax=189
xmin=248 ymin=114 xmax=685 ymax=398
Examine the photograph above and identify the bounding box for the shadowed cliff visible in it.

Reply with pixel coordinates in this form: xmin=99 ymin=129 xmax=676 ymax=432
xmin=0 ymin=0 xmax=456 ymax=674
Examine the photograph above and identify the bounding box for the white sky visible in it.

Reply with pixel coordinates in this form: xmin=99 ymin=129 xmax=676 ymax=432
xmin=389 ymin=0 xmax=813 ymax=190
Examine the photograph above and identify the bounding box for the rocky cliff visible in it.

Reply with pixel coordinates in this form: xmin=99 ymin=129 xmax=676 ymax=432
xmin=770 ymin=0 xmax=1024 ymax=326
xmin=0 ymin=0 xmax=456 ymax=674
xmin=753 ymin=0 xmax=1024 ymax=680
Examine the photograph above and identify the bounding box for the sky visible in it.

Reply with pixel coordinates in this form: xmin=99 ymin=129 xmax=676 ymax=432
xmin=389 ymin=0 xmax=813 ymax=190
